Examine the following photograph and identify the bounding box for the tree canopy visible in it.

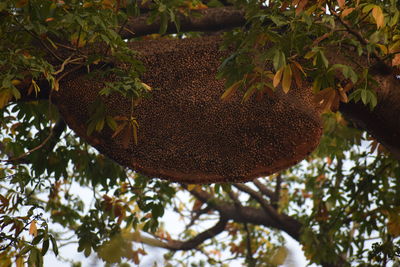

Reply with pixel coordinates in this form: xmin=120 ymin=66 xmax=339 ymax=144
xmin=0 ymin=0 xmax=400 ymax=266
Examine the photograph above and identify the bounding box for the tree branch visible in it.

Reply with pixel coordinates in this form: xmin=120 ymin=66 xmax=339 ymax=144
xmin=132 ymin=217 xmax=228 ymax=251
xmin=187 ymin=187 xmax=302 ymax=241
xmin=121 ymin=7 xmax=245 ymax=38
xmin=252 ymin=179 xmax=275 ymax=200
xmin=233 ymin=183 xmax=281 ymax=223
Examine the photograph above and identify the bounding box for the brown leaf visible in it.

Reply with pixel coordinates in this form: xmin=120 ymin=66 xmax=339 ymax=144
xmin=291 ymin=63 xmax=303 ymax=88
xmin=295 ymin=0 xmax=308 ymax=16
xmin=337 ymin=0 xmax=345 ymax=8
xmin=29 ymin=220 xmax=38 ymax=237
xmin=341 ymin=7 xmax=355 ymax=18
xmin=392 ymin=54 xmax=400 ymax=66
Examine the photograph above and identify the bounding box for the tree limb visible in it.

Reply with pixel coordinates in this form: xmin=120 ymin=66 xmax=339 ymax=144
xmin=121 ymin=7 xmax=245 ymax=38
xmin=233 ymin=183 xmax=282 ymax=223
xmin=132 ymin=217 xmax=228 ymax=251
xmin=252 ymin=179 xmax=275 ymax=200
xmin=188 ymin=187 xmax=302 ymax=241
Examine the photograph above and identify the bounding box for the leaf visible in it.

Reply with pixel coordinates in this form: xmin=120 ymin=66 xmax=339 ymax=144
xmin=29 ymin=220 xmax=38 ymax=237
xmin=50 ymin=235 xmax=59 ymax=256
xmin=16 ymin=256 xmax=24 ymax=267
xmin=187 ymin=184 xmax=197 ymax=191
xmin=273 ymin=68 xmax=284 ymax=88
xmin=270 ymin=247 xmax=288 ymax=265
xmin=242 ymin=85 xmax=257 ymax=102
xmin=372 ymin=6 xmax=385 ymax=29
xmin=221 ymin=80 xmax=241 ymax=100
xmin=0 ymin=89 xmax=13 ymax=109
xmin=141 ymin=82 xmax=152 ymax=91
xmin=41 ymin=239 xmax=49 ymax=256
xmin=338 ymin=87 xmax=348 ymax=103
xmin=392 ymin=54 xmax=400 ymax=66
xmin=341 ymin=8 xmax=355 ymax=18
xmin=282 ymin=65 xmax=292 ymax=93
xmin=337 ymin=0 xmax=345 ymax=8
xmin=112 ymin=121 xmax=128 ymax=138
xmin=291 ymin=63 xmax=303 ymax=88
xmin=295 ymin=0 xmax=308 ymax=16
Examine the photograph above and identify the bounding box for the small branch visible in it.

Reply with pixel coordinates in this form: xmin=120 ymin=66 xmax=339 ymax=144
xmin=132 ymin=218 xmax=228 ymax=251
xmin=328 ymin=2 xmax=385 ymax=65
xmin=233 ymin=183 xmax=282 ymax=223
xmin=187 ymin=186 xmax=303 ymax=241
xmin=3 ymin=119 xmax=66 ymax=163
xmin=252 ymin=179 xmax=275 ymax=200
xmin=244 ymin=223 xmax=256 ymax=267
xmin=273 ymin=174 xmax=282 ymax=210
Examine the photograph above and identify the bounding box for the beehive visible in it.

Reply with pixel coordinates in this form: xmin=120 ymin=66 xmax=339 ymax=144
xmin=54 ymin=36 xmax=322 ymax=183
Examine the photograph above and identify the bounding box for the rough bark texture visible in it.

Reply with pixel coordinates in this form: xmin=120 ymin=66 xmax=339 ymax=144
xmin=121 ymin=7 xmax=245 ymax=38
xmin=53 ymin=36 xmax=322 ymax=183
xmin=340 ymin=74 xmax=400 ymax=159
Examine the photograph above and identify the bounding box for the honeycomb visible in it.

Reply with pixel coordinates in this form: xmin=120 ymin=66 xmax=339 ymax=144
xmin=54 ymin=36 xmax=322 ymax=183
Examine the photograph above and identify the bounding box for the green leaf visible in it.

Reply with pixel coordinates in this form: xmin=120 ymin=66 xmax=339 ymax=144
xmin=50 ymin=235 xmax=58 ymax=256
xmin=41 ymin=239 xmax=50 ymax=256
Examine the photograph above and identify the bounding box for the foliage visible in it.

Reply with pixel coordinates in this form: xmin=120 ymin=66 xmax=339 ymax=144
xmin=0 ymin=0 xmax=400 ymax=266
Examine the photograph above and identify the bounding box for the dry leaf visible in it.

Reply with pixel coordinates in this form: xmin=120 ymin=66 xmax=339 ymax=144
xmin=29 ymin=220 xmax=38 ymax=237
xmin=372 ymin=6 xmax=385 ymax=29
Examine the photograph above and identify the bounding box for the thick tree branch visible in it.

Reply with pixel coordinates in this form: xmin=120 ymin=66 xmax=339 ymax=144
xmin=121 ymin=7 xmax=245 ymax=38
xmin=188 ymin=187 xmax=302 ymax=241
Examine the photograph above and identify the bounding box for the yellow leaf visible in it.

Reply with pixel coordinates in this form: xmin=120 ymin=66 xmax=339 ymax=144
xmin=187 ymin=184 xmax=197 ymax=191
xmin=32 ymin=80 xmax=41 ymax=96
xmin=372 ymin=6 xmax=385 ymax=29
xmin=53 ymin=79 xmax=59 ymax=91
xmin=141 ymin=82 xmax=152 ymax=91
xmin=0 ymin=90 xmax=13 ymax=109
xmin=282 ymin=65 xmax=292 ymax=94
xmin=270 ymin=247 xmax=288 ymax=265
xmin=389 ymin=40 xmax=400 ymax=53
xmin=304 ymin=50 xmax=316 ymax=59
xmin=221 ymin=80 xmax=241 ymax=100
xmin=16 ymin=256 xmax=24 ymax=267
xmin=29 ymin=220 xmax=38 ymax=237
xmin=11 ymin=79 xmax=21 ymax=86
xmin=338 ymin=87 xmax=348 ymax=103
xmin=132 ymin=123 xmax=138 ymax=145
xmin=273 ymin=68 xmax=284 ymax=88
xmin=376 ymin=44 xmax=388 ymax=55
xmin=242 ymin=86 xmax=257 ymax=102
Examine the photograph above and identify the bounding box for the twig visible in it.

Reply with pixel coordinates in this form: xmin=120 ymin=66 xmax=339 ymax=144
xmin=273 ymin=174 xmax=282 ymax=210
xmin=244 ymin=223 xmax=256 ymax=267
xmin=3 ymin=119 xmax=66 ymax=163
xmin=233 ymin=183 xmax=282 ymax=223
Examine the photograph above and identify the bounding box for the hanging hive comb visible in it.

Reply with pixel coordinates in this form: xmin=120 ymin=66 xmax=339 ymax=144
xmin=53 ymin=36 xmax=322 ymax=184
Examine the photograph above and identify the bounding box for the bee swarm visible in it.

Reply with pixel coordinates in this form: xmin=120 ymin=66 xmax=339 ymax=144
xmin=54 ymin=36 xmax=322 ymax=183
